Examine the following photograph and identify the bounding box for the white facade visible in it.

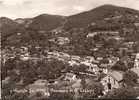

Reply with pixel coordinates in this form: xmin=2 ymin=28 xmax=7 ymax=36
xmin=134 ymin=53 xmax=139 ymax=68
xmin=64 ymin=73 xmax=77 ymax=82
xmin=27 ymin=79 xmax=49 ymax=96
xmin=101 ymin=75 xmax=120 ymax=92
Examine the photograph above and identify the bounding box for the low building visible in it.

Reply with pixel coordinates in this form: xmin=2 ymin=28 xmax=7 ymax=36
xmin=68 ymin=60 xmax=80 ymax=66
xmin=84 ymin=56 xmax=95 ymax=63
xmin=88 ymin=64 xmax=99 ymax=74
xmin=71 ymin=55 xmax=81 ymax=61
xmin=56 ymin=37 xmax=70 ymax=45
xmin=13 ymin=88 xmax=28 ymax=94
xmin=87 ymin=32 xmax=98 ymax=38
xmin=95 ymin=43 xmax=104 ymax=48
xmin=20 ymin=55 xmax=30 ymax=61
xmin=99 ymin=64 xmax=108 ymax=74
xmin=96 ymin=57 xmax=103 ymax=61
xmin=108 ymin=56 xmax=119 ymax=66
xmin=134 ymin=22 xmax=139 ymax=27
xmin=64 ymin=73 xmax=77 ymax=82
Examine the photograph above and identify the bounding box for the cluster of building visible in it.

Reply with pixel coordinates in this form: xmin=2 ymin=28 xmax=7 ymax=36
xmin=2 ymin=12 xmax=139 ymax=98
xmin=5 ymin=47 xmax=138 ymax=98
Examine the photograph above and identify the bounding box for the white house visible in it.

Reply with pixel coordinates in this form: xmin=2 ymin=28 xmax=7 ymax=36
xmin=101 ymin=71 xmax=124 ymax=94
xmin=87 ymin=32 xmax=98 ymax=38
xmin=134 ymin=53 xmax=139 ymax=68
xmin=56 ymin=37 xmax=70 ymax=45
xmin=88 ymin=64 xmax=99 ymax=74
xmin=64 ymin=73 xmax=77 ymax=82
xmin=84 ymin=56 xmax=95 ymax=62
xmin=20 ymin=55 xmax=30 ymax=61
xmin=108 ymin=56 xmax=119 ymax=66
xmin=71 ymin=55 xmax=81 ymax=61
xmin=99 ymin=64 xmax=108 ymax=74
xmin=68 ymin=60 xmax=80 ymax=66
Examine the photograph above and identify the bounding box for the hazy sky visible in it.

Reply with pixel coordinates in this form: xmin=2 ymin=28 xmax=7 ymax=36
xmin=0 ymin=0 xmax=139 ymax=19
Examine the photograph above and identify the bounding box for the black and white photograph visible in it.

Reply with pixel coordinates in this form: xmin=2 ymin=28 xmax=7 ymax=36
xmin=0 ymin=0 xmax=139 ymax=99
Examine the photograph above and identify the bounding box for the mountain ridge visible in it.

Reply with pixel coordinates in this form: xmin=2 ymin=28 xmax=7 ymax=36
xmin=1 ymin=4 xmax=139 ymax=47
xmin=64 ymin=4 xmax=139 ymax=29
xmin=1 ymin=4 xmax=139 ymax=31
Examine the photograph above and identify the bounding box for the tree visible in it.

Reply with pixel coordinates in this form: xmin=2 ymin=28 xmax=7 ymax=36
xmin=127 ymin=61 xmax=134 ymax=69
xmin=104 ymin=87 xmax=139 ymax=99
xmin=100 ymin=58 xmax=109 ymax=64
xmin=93 ymin=34 xmax=102 ymax=42
xmin=111 ymin=60 xmax=128 ymax=71
xmin=72 ymin=64 xmax=88 ymax=74
xmin=104 ymin=38 xmax=118 ymax=49
xmin=37 ymin=59 xmax=66 ymax=80
xmin=4 ymin=92 xmax=30 ymax=100
xmin=49 ymin=92 xmax=74 ymax=100
xmin=81 ymin=78 xmax=86 ymax=89
xmin=123 ymin=70 xmax=138 ymax=86
xmin=80 ymin=81 xmax=104 ymax=99
xmin=88 ymin=82 xmax=104 ymax=97
xmin=2 ymin=82 xmax=15 ymax=99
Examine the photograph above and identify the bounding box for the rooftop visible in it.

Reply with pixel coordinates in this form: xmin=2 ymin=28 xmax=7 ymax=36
xmin=108 ymin=70 xmax=124 ymax=82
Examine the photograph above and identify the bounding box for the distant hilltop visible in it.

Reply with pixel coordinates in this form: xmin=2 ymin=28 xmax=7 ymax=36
xmin=1 ymin=4 xmax=139 ymax=47
xmin=1 ymin=4 xmax=139 ymax=32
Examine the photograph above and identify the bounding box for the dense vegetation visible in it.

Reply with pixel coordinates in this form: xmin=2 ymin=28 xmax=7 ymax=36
xmin=1 ymin=4 xmax=139 ymax=100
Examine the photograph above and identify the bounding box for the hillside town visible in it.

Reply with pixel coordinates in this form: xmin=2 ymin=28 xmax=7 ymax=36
xmin=1 ymin=4 xmax=139 ymax=100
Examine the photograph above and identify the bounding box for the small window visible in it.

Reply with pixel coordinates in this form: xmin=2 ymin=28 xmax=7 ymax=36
xmin=114 ymin=79 xmax=115 ymax=84
xmin=107 ymin=83 xmax=111 ymax=90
